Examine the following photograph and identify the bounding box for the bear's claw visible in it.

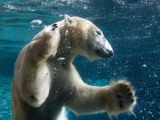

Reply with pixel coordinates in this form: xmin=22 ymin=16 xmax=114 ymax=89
xmin=52 ymin=23 xmax=58 ymax=31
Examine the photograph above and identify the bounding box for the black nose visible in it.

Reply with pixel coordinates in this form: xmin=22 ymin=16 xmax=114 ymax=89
xmin=96 ymin=49 xmax=114 ymax=58
xmin=108 ymin=50 xmax=114 ymax=57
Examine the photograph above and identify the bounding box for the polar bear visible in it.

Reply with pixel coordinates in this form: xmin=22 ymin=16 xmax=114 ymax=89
xmin=11 ymin=15 xmax=136 ymax=120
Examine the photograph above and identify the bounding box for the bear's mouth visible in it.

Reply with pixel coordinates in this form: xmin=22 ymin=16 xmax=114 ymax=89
xmin=96 ymin=48 xmax=114 ymax=58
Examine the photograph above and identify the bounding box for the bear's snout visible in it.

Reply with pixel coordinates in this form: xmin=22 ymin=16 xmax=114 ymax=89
xmin=96 ymin=48 xmax=114 ymax=58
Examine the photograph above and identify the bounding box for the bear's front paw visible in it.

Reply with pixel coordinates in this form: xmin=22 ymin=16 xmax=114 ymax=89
xmin=105 ymin=80 xmax=137 ymax=115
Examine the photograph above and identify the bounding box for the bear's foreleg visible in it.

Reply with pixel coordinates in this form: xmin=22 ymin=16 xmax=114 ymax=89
xmin=65 ymin=80 xmax=136 ymax=116
xmin=13 ymin=24 xmax=60 ymax=108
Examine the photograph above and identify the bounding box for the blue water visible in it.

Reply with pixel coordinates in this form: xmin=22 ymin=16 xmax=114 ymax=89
xmin=0 ymin=0 xmax=160 ymax=120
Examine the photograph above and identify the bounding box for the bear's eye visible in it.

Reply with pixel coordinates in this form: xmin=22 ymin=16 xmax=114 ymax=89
xmin=96 ymin=31 xmax=101 ymax=36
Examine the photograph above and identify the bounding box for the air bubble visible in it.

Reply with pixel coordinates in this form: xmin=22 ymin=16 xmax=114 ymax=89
xmin=142 ymin=64 xmax=147 ymax=68
xmin=57 ymin=57 xmax=66 ymax=61
xmin=30 ymin=20 xmax=42 ymax=25
xmin=65 ymin=29 xmax=69 ymax=36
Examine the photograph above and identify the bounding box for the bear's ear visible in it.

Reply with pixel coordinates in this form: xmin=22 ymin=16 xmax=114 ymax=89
xmin=64 ymin=14 xmax=77 ymax=26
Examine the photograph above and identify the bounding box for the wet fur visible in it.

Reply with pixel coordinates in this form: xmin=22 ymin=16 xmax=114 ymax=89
xmin=11 ymin=15 xmax=136 ymax=120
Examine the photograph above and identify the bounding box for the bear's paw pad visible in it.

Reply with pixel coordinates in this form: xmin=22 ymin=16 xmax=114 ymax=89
xmin=107 ymin=80 xmax=136 ymax=114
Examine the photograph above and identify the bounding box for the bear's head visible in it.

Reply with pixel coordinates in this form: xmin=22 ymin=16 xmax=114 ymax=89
xmin=56 ymin=15 xmax=114 ymax=61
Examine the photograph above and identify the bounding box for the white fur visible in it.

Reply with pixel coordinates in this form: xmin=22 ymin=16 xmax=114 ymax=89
xmin=11 ymin=15 xmax=136 ymax=120
xmin=56 ymin=107 xmax=68 ymax=120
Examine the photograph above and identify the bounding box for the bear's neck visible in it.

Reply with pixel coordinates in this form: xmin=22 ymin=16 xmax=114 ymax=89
xmin=53 ymin=25 xmax=83 ymax=66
